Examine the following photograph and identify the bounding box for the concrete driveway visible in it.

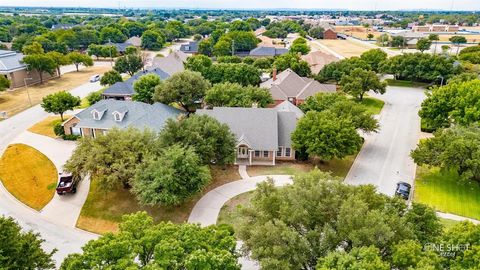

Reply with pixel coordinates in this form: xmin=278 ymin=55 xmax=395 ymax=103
xmin=345 ymin=86 xmax=426 ymax=196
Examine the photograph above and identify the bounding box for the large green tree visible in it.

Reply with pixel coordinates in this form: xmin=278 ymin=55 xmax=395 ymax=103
xmin=133 ymin=144 xmax=211 ymax=205
xmin=317 ymin=57 xmax=370 ymax=83
xmin=61 ymin=212 xmax=239 ymax=269
xmin=46 ymin=51 xmax=71 ymax=77
xmin=205 ymin=82 xmax=273 ymax=108
xmin=141 ymin=30 xmax=165 ymax=50
xmin=154 ymin=70 xmax=210 ymax=113
xmin=158 ymin=114 xmax=236 ymax=165
xmin=360 ymin=49 xmax=387 ymax=72
xmin=67 ymin=52 xmax=93 ymax=72
xmin=273 ymin=53 xmax=311 ymax=77
xmin=0 ymin=216 xmax=55 ymax=270
xmin=113 ymin=54 xmax=143 ymax=76
xmin=41 ymin=91 xmax=80 ymax=121
xmin=340 ymin=68 xmax=387 ymax=100
xmin=22 ymin=53 xmax=57 ymax=84
xmin=416 ymin=38 xmax=433 ymax=53
xmin=290 ymin=37 xmax=310 ymax=55
xmin=411 ymin=124 xmax=480 ymax=181
xmin=133 ymin=73 xmax=162 ymax=104
xmin=100 ymin=70 xmax=123 ymax=86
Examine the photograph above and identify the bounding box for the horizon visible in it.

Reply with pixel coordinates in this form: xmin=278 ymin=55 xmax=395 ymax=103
xmin=1 ymin=0 xmax=479 ymax=12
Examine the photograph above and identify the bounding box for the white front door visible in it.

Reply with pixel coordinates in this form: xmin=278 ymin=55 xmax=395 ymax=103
xmin=237 ymin=146 xmax=249 ymax=158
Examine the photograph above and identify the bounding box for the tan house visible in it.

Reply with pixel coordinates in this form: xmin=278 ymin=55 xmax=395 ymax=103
xmin=197 ymin=103 xmax=302 ymax=166
xmin=260 ymin=68 xmax=336 ymax=106
xmin=0 ymin=50 xmax=56 ymax=89
xmin=63 ymin=100 xmax=184 ymax=137
xmin=302 ymin=51 xmax=339 ymax=74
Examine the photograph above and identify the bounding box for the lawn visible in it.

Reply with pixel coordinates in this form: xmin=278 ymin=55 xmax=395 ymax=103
xmin=385 ymin=79 xmax=430 ymax=88
xmin=217 ymin=191 xmax=254 ymax=231
xmin=358 ymin=96 xmax=384 ymax=115
xmin=439 ymin=218 xmax=461 ymax=231
xmin=0 ymin=65 xmax=111 ymax=117
xmin=316 ymin=39 xmax=371 ymax=57
xmin=28 ymin=115 xmax=70 ymax=138
xmin=0 ymin=144 xmax=57 ymax=210
xmin=414 ymin=166 xmax=480 ymax=220
xmin=247 ymin=154 xmax=357 ymax=179
xmin=76 ymin=165 xmax=241 ymax=234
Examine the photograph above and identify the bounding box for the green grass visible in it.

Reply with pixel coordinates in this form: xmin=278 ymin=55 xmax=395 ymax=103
xmin=358 ymin=97 xmax=385 ymax=115
xmin=385 ymin=79 xmax=430 ymax=88
xmin=439 ymin=218 xmax=461 ymax=231
xmin=78 ymin=88 xmax=105 ymax=109
xmin=217 ymin=191 xmax=254 ymax=231
xmin=414 ymin=166 xmax=480 ymax=220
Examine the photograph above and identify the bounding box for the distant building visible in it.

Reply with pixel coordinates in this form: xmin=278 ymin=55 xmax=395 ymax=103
xmin=323 ymin=29 xmax=338 ymax=40
xmin=63 ymin=100 xmax=184 ymax=138
xmin=249 ymin=46 xmax=289 ymax=57
xmin=0 ymin=50 xmax=57 ymax=89
xmin=260 ymin=68 xmax=336 ymax=106
xmin=412 ymin=24 xmax=460 ymax=33
xmin=102 ymin=68 xmax=170 ymax=100
xmin=51 ymin=24 xmax=76 ymax=30
xmin=125 ymin=36 xmax=142 ymax=47
xmin=105 ymin=42 xmax=135 ymax=54
xmin=180 ymin=41 xmax=199 ymax=54
xmin=151 ymin=51 xmax=188 ymax=76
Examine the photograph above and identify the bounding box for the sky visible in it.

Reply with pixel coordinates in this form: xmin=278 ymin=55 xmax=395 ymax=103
xmin=0 ymin=0 xmax=479 ymax=11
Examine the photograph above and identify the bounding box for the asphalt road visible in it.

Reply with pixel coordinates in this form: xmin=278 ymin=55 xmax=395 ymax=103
xmin=345 ymin=86 xmax=426 ymax=196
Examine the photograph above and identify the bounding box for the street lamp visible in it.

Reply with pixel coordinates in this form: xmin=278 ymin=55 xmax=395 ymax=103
xmin=438 ymin=75 xmax=444 ymax=86
xmin=24 ymin=77 xmax=33 ymax=106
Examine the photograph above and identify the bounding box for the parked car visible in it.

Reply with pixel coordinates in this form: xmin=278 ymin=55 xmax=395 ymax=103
xmin=395 ymin=181 xmax=411 ymax=200
xmin=56 ymin=173 xmax=77 ymax=195
xmin=90 ymin=74 xmax=101 ymax=82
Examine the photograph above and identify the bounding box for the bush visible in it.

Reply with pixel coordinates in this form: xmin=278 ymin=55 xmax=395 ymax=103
xmin=53 ymin=122 xmax=65 ymax=136
xmin=86 ymin=91 xmax=102 ymax=106
xmin=62 ymin=134 xmax=80 ymax=141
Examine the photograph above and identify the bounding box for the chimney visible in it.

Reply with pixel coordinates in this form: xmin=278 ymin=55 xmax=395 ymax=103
xmin=272 ymin=67 xmax=277 ymax=81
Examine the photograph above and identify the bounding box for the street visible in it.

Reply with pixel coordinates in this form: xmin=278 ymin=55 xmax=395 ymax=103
xmin=345 ymin=86 xmax=426 ymax=196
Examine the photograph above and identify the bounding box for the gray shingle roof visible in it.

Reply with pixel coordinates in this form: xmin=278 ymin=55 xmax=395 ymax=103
xmin=0 ymin=50 xmax=26 ymax=73
xmin=197 ymin=107 xmax=299 ymax=150
xmin=250 ymin=46 xmax=289 ymax=57
xmin=180 ymin=41 xmax=199 ymax=53
xmin=106 ymin=42 xmax=134 ymax=53
xmin=152 ymin=51 xmax=187 ymax=76
xmin=71 ymin=99 xmax=184 ymax=131
xmin=102 ymin=68 xmax=170 ymax=98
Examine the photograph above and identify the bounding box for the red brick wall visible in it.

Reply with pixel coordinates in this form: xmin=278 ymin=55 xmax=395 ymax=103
xmin=324 ymin=29 xmax=337 ymax=40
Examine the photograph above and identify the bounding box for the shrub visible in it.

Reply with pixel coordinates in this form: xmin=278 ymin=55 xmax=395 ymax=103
xmin=86 ymin=91 xmax=102 ymax=106
xmin=53 ymin=122 xmax=65 ymax=136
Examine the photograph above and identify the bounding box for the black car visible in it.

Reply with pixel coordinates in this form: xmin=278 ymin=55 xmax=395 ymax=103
xmin=395 ymin=182 xmax=411 ymax=200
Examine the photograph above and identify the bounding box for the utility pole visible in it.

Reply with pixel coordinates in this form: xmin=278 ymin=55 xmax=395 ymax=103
xmin=231 ymin=40 xmax=235 ymax=56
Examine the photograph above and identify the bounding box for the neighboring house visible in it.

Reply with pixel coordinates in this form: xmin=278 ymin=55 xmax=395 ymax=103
xmin=0 ymin=50 xmax=56 ymax=89
xmin=151 ymin=50 xmax=188 ymax=76
xmin=260 ymin=68 xmax=336 ymax=106
xmin=323 ymin=28 xmax=338 ymax=40
xmin=106 ymin=42 xmax=135 ymax=54
xmin=391 ymin=31 xmax=425 ymax=41
xmin=102 ymin=68 xmax=170 ymax=100
xmin=197 ymin=106 xmax=302 ymax=166
xmin=51 ymin=24 xmax=75 ymax=30
xmin=302 ymin=51 xmax=339 ymax=74
xmin=126 ymin=36 xmax=142 ymax=47
xmin=180 ymin=41 xmax=199 ymax=54
xmin=63 ymin=99 xmax=184 ymax=137
xmin=249 ymin=46 xmax=289 ymax=57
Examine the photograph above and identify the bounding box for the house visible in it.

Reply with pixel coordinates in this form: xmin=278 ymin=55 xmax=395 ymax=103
xmin=102 ymin=68 xmax=170 ymax=100
xmin=302 ymin=51 xmax=339 ymax=74
xmin=197 ymin=105 xmax=302 ymax=166
xmin=106 ymin=42 xmax=135 ymax=54
xmin=249 ymin=46 xmax=289 ymax=57
xmin=151 ymin=51 xmax=188 ymax=76
xmin=125 ymin=36 xmax=142 ymax=47
xmin=323 ymin=29 xmax=338 ymax=40
xmin=63 ymin=99 xmax=184 ymax=137
xmin=0 ymin=50 xmax=56 ymax=89
xmin=180 ymin=41 xmax=199 ymax=54
xmin=260 ymin=68 xmax=336 ymax=106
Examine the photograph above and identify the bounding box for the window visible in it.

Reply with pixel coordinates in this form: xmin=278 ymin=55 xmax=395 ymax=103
xmin=93 ymin=111 xmax=99 ymax=120
xmin=285 ymin=148 xmax=291 ymax=157
xmin=114 ymin=112 xmax=121 ymax=122
xmin=184 ymin=45 xmax=190 ymax=51
xmin=254 ymin=151 xmax=260 ymax=157
xmin=276 ymin=147 xmax=283 ymax=157
xmin=263 ymin=151 xmax=269 ymax=158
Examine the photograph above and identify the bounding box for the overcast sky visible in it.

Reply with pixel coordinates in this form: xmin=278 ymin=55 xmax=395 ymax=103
xmin=0 ymin=0 xmax=479 ymax=11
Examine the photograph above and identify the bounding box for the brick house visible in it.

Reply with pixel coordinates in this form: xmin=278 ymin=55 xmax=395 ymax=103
xmin=323 ymin=29 xmax=338 ymax=40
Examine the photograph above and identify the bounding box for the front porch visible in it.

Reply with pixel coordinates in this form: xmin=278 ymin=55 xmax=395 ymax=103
xmin=235 ymin=146 xmax=276 ymax=166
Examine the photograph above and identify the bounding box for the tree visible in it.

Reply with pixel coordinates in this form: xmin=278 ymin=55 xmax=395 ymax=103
xmin=292 ymin=111 xmax=363 ymax=161
xmin=290 ymin=37 xmax=310 ymax=55
xmin=391 ymin=240 xmax=442 ymax=270
xmin=193 ymin=34 xmax=203 ymax=41
xmin=416 ymin=38 xmax=432 ymax=52
xmin=67 ymin=52 xmax=93 ymax=72
xmin=141 ymin=30 xmax=165 ymax=50
xmin=360 ymin=49 xmax=387 ymax=72
xmin=154 ymin=70 xmax=210 ymax=113
xmin=41 ymin=91 xmax=80 ymax=121
xmin=377 ymin=34 xmax=390 ymax=47
xmin=46 ymin=51 xmax=71 ymax=77
xmin=213 ymin=39 xmax=232 ymax=56
xmin=237 ymin=169 xmax=437 ymax=269
xmin=158 ymin=114 xmax=236 ymax=165
xmin=449 ymin=35 xmax=467 ymax=55
xmin=0 ymin=216 xmax=55 ymax=270
xmin=308 ymin=26 xmax=325 ymax=39
xmin=273 ymin=53 xmax=311 ymax=77
xmin=61 ymin=212 xmax=239 ymax=269
xmin=185 ymin=54 xmax=212 ymax=74
xmin=113 ymin=54 xmax=143 ymax=76
xmin=64 ymin=128 xmax=158 ymax=189
xmin=205 ymin=82 xmax=274 ymax=108
xmin=317 ymin=57 xmax=370 ymax=83
xmin=22 ymin=41 xmax=44 ymax=55
xmin=428 ymin=33 xmax=440 ymax=54
xmin=86 ymin=91 xmax=102 ymax=106
xmin=100 ymin=70 xmax=123 ymax=86
xmin=301 ymin=93 xmax=378 ymax=132
xmin=340 ymin=68 xmax=387 ymax=100
xmin=0 ymin=76 xmax=10 ymax=91
xmin=411 ymin=124 xmax=480 ymax=181
xmin=225 ymin=31 xmax=259 ymax=51
xmin=99 ymin=26 xmax=127 ymax=43
xmin=133 ymin=73 xmax=162 ymax=104
xmin=198 ymin=38 xmax=214 ymax=56
xmin=390 ymin=36 xmax=406 ymax=48
xmin=418 ymin=80 xmax=480 ymax=130
xmin=204 ymin=63 xmax=261 ymax=86
xmin=133 ymin=145 xmax=211 ymax=205
xmin=229 ymin=20 xmax=252 ymax=32
xmin=22 ymin=54 xmax=57 ymax=83
xmin=367 ymin=33 xmax=374 ymax=40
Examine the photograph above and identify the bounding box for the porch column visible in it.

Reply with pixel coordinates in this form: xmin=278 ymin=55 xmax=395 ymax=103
xmin=249 ymin=150 xmax=252 ymax=165
xmin=272 ymin=151 xmax=276 ymax=166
